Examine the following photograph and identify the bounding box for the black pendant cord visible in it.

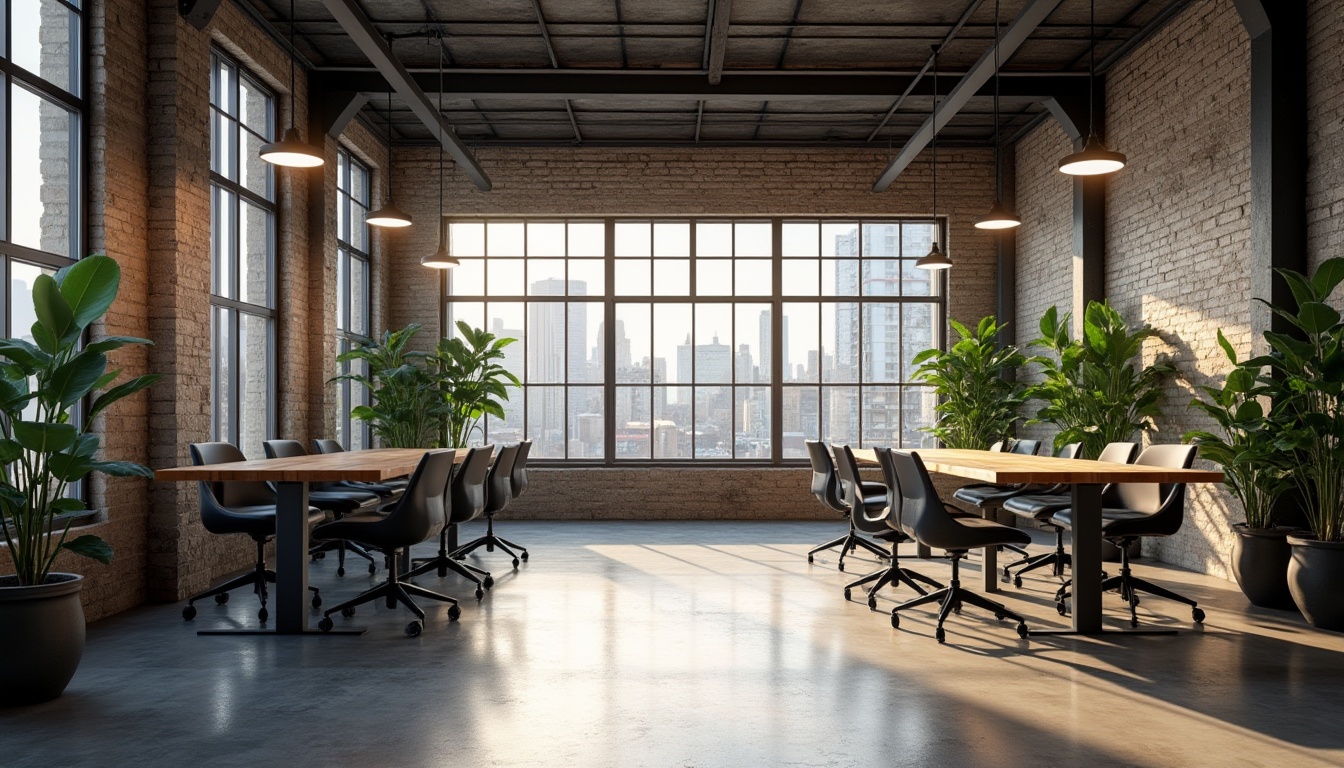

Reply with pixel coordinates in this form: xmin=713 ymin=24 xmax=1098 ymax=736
xmin=1087 ymin=0 xmax=1097 ymax=139
xmin=437 ymin=34 xmax=444 ymax=225
xmin=287 ymin=0 xmax=296 ymax=132
xmin=386 ymin=85 xmax=394 ymax=200
xmin=931 ymin=44 xmax=939 ymax=229
xmin=993 ymin=0 xmax=1002 ymax=203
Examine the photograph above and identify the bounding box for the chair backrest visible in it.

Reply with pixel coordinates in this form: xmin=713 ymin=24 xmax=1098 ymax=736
xmin=1056 ymin=442 xmax=1083 ymax=460
xmin=312 ymin=439 xmax=344 ymax=455
xmin=874 ymin=447 xmax=905 ymax=532
xmin=263 ymin=439 xmax=306 ymax=460
xmin=1097 ymin=442 xmax=1140 ymax=464
xmin=988 ymin=440 xmax=1006 ymax=452
xmin=448 ymin=445 xmax=494 ymax=523
xmin=509 ymin=440 xmax=533 ymax=498
xmin=1008 ymin=439 xmax=1041 ymax=456
xmin=1105 ymin=443 xmax=1198 ymax=517
xmin=891 ymin=450 xmax=973 ymax=550
xmin=830 ymin=444 xmax=889 ymax=533
xmin=190 ymin=442 xmax=273 ymax=508
xmin=805 ymin=440 xmax=846 ymax=514
xmin=381 ymin=450 xmax=456 ymax=545
xmin=485 ymin=444 xmax=520 ymax=514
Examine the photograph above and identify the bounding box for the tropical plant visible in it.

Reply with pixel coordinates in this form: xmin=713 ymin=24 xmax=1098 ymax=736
xmin=912 ymin=316 xmax=1027 ymax=450
xmin=1245 ymin=257 xmax=1344 ymax=542
xmin=1026 ymin=301 xmax=1174 ymax=458
xmin=333 ymin=323 xmax=447 ymax=448
xmin=0 ymin=255 xmax=159 ymax=586
xmin=430 ymin=321 xmax=521 ymax=448
xmin=1184 ymin=330 xmax=1289 ymax=529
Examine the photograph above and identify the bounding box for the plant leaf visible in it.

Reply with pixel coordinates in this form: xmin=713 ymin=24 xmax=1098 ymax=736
xmin=84 ymin=335 xmax=153 ymax=355
xmin=55 ymin=255 xmax=121 ymax=331
xmin=13 ymin=421 xmax=77 ymax=454
xmin=44 ymin=350 xmax=107 ymax=408
xmin=1310 ymin=257 xmax=1344 ymax=299
xmin=88 ymin=374 xmax=162 ymax=421
xmin=32 ymin=273 xmax=76 ymax=348
xmin=62 ymin=534 xmax=113 ymax=565
xmin=88 ymin=460 xmax=154 ymax=478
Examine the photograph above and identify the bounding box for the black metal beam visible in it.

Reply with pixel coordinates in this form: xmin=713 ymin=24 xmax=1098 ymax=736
xmin=1234 ymin=0 xmax=1307 ymax=337
xmin=1044 ymin=88 xmax=1107 ymax=326
xmin=309 ymin=69 xmax=1087 ymax=102
xmin=309 ymin=89 xmax=367 ymax=139
xmin=872 ymin=0 xmax=1067 ymax=192
xmin=707 ymin=0 xmax=733 ymax=85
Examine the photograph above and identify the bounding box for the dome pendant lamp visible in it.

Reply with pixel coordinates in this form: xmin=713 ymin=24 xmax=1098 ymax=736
xmin=422 ymin=35 xmax=458 ymax=269
xmin=258 ymin=0 xmax=324 ymax=168
xmin=916 ymin=45 xmax=952 ymax=271
xmin=366 ymin=72 xmax=413 ymax=228
xmin=975 ymin=0 xmax=1021 ymax=230
xmin=1058 ymin=0 xmax=1127 ymax=176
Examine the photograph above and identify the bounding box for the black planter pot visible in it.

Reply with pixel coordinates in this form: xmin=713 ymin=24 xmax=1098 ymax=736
xmin=1231 ymin=524 xmax=1297 ymax=610
xmin=1288 ymin=535 xmax=1344 ymax=631
xmin=0 ymin=573 xmax=86 ymax=706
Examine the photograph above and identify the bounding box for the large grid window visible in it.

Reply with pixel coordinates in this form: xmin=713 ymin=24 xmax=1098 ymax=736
xmin=209 ymin=51 xmax=276 ymax=459
xmin=1 ymin=0 xmax=83 ymax=341
xmin=334 ymin=148 xmax=372 ymax=450
xmin=445 ymin=218 xmax=944 ymax=464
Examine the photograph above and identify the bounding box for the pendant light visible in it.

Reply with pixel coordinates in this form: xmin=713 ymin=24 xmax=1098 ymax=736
xmin=1058 ymin=0 xmax=1127 ymax=176
xmin=258 ymin=0 xmax=324 ymax=168
xmin=422 ymin=34 xmax=458 ymax=269
xmin=975 ymin=0 xmax=1021 ymax=230
xmin=916 ymin=45 xmax=952 ymax=271
xmin=366 ymin=71 xmax=413 ymax=228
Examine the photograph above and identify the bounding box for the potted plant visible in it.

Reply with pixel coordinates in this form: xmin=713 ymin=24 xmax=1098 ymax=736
xmin=0 ymin=255 xmax=159 ymax=705
xmin=1250 ymin=257 xmax=1344 ymax=629
xmin=912 ymin=316 xmax=1026 ymax=449
xmin=429 ymin=321 xmax=520 ymax=448
xmin=1185 ymin=330 xmax=1295 ymax=609
xmin=334 ymin=323 xmax=449 ymax=448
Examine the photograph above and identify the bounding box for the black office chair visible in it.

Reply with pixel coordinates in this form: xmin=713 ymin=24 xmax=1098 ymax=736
xmin=832 ymin=445 xmax=944 ymax=608
xmin=1051 ymin=443 xmax=1204 ymax=627
xmin=1001 ymin=441 xmax=1134 ymax=587
xmin=315 ymin=450 xmax=461 ymax=637
xmin=263 ymin=439 xmax=383 ymax=576
xmin=804 ymin=440 xmax=890 ymax=570
xmin=312 ymin=438 xmax=406 ymax=498
xmin=181 ymin=442 xmax=323 ymax=624
xmin=887 ymin=449 xmax=1031 ymax=643
xmin=454 ymin=441 xmax=530 ymax=566
xmin=406 ymin=445 xmax=496 ymax=600
xmin=952 ymin=439 xmax=1041 ymax=559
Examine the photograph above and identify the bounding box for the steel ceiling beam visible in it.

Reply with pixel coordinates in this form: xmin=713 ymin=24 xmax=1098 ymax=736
xmin=871 ymin=0 xmax=1066 ymax=192
xmin=322 ymin=0 xmax=491 ymax=191
xmin=706 ymin=0 xmax=733 ymax=85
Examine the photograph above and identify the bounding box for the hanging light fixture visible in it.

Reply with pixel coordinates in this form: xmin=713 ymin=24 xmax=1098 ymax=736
xmin=1058 ymin=0 xmax=1127 ymax=176
xmin=258 ymin=0 xmax=324 ymax=168
xmin=422 ymin=34 xmax=458 ymax=269
xmin=366 ymin=64 xmax=413 ymax=228
xmin=917 ymin=45 xmax=952 ymax=271
xmin=976 ymin=0 xmax=1021 ymax=230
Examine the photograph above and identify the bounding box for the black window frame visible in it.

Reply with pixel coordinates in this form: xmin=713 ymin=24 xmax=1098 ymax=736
xmin=334 ymin=146 xmax=372 ymax=450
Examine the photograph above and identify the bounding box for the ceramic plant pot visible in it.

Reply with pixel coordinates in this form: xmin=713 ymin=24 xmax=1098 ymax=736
xmin=1230 ymin=524 xmax=1296 ymax=610
xmin=1288 ymin=536 xmax=1344 ymax=631
xmin=0 ymin=573 xmax=86 ymax=706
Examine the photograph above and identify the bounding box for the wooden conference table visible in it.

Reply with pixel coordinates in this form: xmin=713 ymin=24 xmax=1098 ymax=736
xmin=156 ymin=448 xmax=468 ymax=636
xmin=852 ymin=448 xmax=1222 ymax=635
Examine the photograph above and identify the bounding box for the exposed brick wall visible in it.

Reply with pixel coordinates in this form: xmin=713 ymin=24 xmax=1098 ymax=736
xmin=1012 ymin=0 xmax=1252 ymax=578
xmin=1307 ymin=0 xmax=1344 ymax=274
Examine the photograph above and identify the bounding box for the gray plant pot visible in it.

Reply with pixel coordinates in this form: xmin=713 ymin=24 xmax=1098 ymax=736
xmin=1288 ymin=535 xmax=1344 ymax=631
xmin=0 ymin=573 xmax=86 ymax=706
xmin=1232 ymin=524 xmax=1297 ymax=610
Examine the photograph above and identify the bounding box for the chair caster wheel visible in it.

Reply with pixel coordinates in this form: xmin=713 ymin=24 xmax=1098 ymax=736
xmin=867 ymin=596 xmax=877 ymax=610
xmin=512 ymin=558 xmax=520 ymax=568
xmin=483 ymin=576 xmax=494 ymax=589
xmin=843 ymin=588 xmax=852 ymax=601
xmin=520 ymin=552 xmax=529 ymax=562
xmin=341 ymin=606 xmax=356 ymax=619
xmin=318 ymin=617 xmax=334 ymax=632
xmin=807 ymin=554 xmax=814 ymax=563
xmin=995 ymin=610 xmax=1006 ymax=621
xmin=336 ymin=567 xmax=346 ymax=577
xmin=1192 ymin=607 xmax=1205 ymax=623
xmin=1056 ymin=601 xmax=1068 ymax=616
xmin=952 ymin=603 xmax=962 ymax=615
xmin=1016 ymin=623 xmax=1029 ymax=639
xmin=890 ymin=612 xmax=900 ymax=629
xmin=311 ymin=595 xmax=322 ymax=609
xmin=406 ymin=621 xmax=423 ymax=637
xmin=258 ymin=607 xmax=269 ymax=623
xmin=837 ymin=562 xmax=845 ymax=572
xmin=369 ymin=563 xmax=377 ymax=575
xmin=215 ymin=592 xmax=229 ymax=605
xmin=935 ymin=627 xmax=946 ymax=644
xmin=475 ymin=588 xmax=484 ymax=601
xmin=313 ymin=552 xmax=326 ymax=560
xmin=1001 ymin=568 xmax=1012 ymax=583
xmin=183 ymin=605 xmax=197 ymax=621
xmin=448 ymin=605 xmax=462 ymax=621
xmin=1013 ymin=576 xmax=1023 ymax=589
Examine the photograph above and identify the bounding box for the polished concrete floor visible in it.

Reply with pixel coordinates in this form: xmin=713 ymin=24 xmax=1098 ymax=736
xmin=3 ymin=521 xmax=1343 ymax=767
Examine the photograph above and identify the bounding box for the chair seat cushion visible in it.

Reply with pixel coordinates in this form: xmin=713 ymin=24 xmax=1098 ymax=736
xmin=307 ymin=490 xmax=382 ymax=514
xmin=1050 ymin=507 xmax=1152 ymax=532
xmin=214 ymin=505 xmax=326 ymax=537
xmin=312 ymin=513 xmax=404 ymax=548
xmin=953 ymin=484 xmax=1021 ymax=506
xmin=1004 ymin=493 xmax=1071 ymax=518
xmin=930 ymin=516 xmax=1032 ymax=551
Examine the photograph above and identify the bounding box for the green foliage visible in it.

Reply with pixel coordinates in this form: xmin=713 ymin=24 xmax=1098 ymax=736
xmin=0 ymin=255 xmax=160 ymax=586
xmin=1184 ymin=330 xmax=1289 ymax=529
xmin=431 ymin=322 xmax=521 ymax=448
xmin=1025 ymin=302 xmax=1174 ymax=458
xmin=333 ymin=324 xmax=447 ymax=449
xmin=1248 ymin=257 xmax=1344 ymax=541
xmin=912 ymin=316 xmax=1026 ymax=450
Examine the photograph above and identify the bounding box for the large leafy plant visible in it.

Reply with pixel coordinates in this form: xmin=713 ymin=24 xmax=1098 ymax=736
xmin=0 ymin=255 xmax=159 ymax=586
xmin=334 ymin=324 xmax=447 ymax=448
xmin=1248 ymin=257 xmax=1344 ymax=542
xmin=1184 ymin=330 xmax=1288 ymax=529
xmin=912 ymin=316 xmax=1026 ymax=449
xmin=431 ymin=321 xmax=520 ymax=448
xmin=1026 ymin=301 xmax=1174 ymax=458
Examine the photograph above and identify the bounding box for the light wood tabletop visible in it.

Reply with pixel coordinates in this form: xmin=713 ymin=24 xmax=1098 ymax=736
xmin=155 ymin=447 xmax=469 ymax=484
xmin=850 ymin=448 xmax=1223 ymax=485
